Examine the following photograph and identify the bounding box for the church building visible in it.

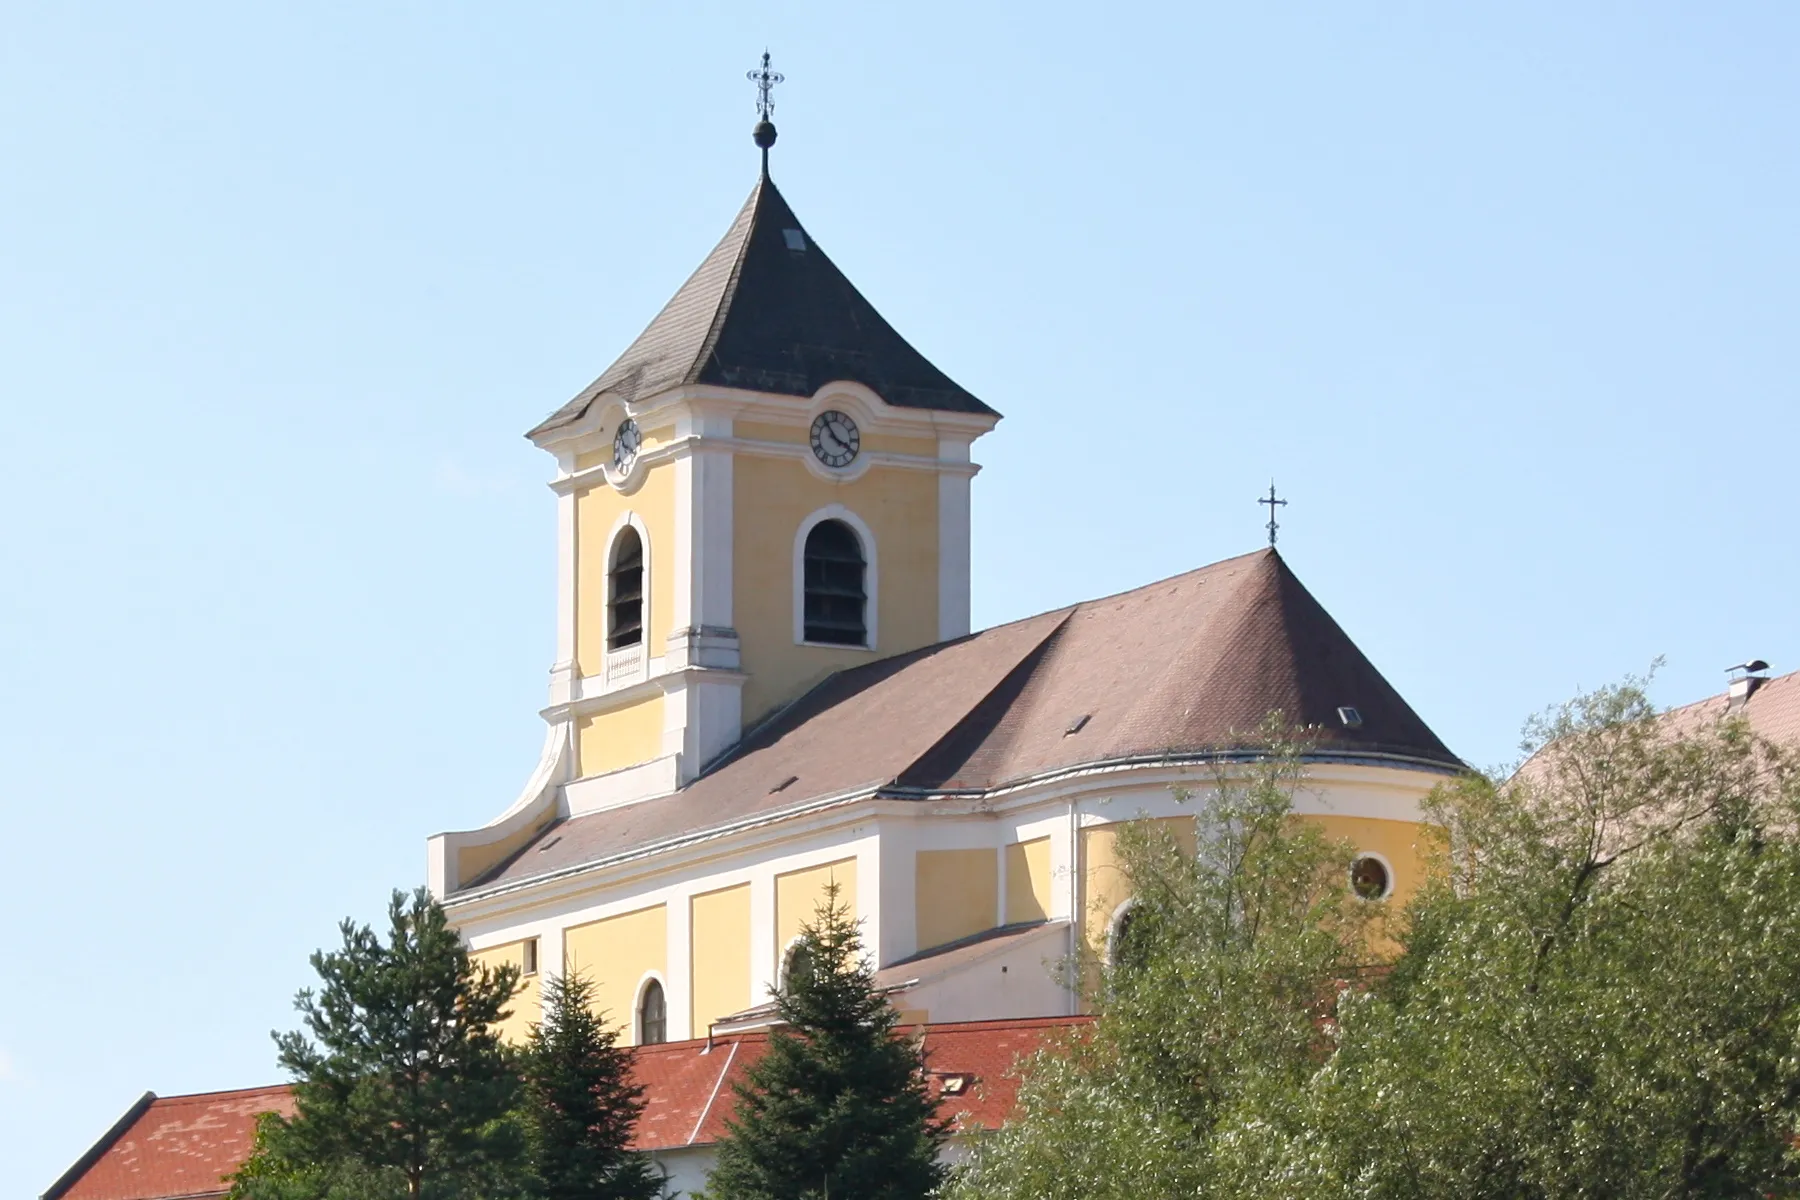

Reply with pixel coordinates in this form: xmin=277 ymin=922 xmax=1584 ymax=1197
xmin=427 ymin=92 xmax=1465 ymax=1049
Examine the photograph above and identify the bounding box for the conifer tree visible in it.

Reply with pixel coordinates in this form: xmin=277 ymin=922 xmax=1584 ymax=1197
xmin=231 ymin=888 xmax=528 ymax=1200
xmin=521 ymin=968 xmax=660 ymax=1200
xmin=701 ymin=885 xmax=949 ymax=1200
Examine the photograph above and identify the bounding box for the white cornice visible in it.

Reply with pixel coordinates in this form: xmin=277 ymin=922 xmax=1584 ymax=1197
xmin=440 ymin=749 xmax=1459 ymax=920
xmin=530 ymin=379 xmax=1000 ymax=459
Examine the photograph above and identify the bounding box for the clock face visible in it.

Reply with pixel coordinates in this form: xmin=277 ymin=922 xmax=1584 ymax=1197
xmin=809 ymin=410 xmax=860 ymax=469
xmin=612 ymin=418 xmax=641 ymax=474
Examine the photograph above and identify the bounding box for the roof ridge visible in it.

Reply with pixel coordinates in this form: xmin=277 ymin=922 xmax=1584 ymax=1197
xmin=687 ymin=177 xmax=767 ymax=385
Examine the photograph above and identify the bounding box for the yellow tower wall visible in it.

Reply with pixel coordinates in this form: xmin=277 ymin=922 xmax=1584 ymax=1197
xmin=563 ymin=903 xmax=668 ymax=1043
xmin=573 ymin=461 xmax=676 ymax=681
xmin=576 ymin=695 xmax=664 ymax=779
xmin=733 ymin=455 xmax=940 ymax=725
xmin=915 ymin=848 xmax=999 ymax=951
xmin=690 ymin=883 xmax=753 ymax=1035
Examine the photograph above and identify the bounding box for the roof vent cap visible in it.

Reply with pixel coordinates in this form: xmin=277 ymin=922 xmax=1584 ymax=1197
xmin=1337 ymin=706 xmax=1364 ymax=729
xmin=769 ymin=775 xmax=799 ymax=794
xmin=1726 ymin=660 xmax=1771 ymax=711
xmin=1064 ymin=714 xmax=1091 ymax=737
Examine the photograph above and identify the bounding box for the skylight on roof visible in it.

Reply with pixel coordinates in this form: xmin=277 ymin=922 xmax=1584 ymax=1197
xmin=1338 ymin=706 xmax=1364 ymax=728
xmin=782 ymin=228 xmax=807 ymax=251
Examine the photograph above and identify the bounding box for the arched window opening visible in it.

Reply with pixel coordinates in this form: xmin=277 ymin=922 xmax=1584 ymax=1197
xmin=1109 ymin=903 xmax=1149 ymax=971
xmin=802 ymin=520 xmax=866 ymax=646
xmin=782 ymin=939 xmax=817 ymax=993
xmin=637 ymin=978 xmax=667 ymax=1045
xmin=608 ymin=527 xmax=644 ymax=650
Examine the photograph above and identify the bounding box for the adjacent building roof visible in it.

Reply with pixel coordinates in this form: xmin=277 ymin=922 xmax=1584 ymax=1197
xmin=1662 ymin=666 xmax=1800 ymax=748
xmin=530 ymin=171 xmax=993 ymax=437
xmin=464 ymin=548 xmax=1462 ymax=895
xmin=44 ymin=1086 xmax=295 ymax=1200
xmin=46 ymin=1018 xmax=1088 ymax=1197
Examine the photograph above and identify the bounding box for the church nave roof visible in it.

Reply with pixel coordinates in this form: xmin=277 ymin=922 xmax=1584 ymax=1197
xmin=459 ymin=549 xmax=1461 ymax=896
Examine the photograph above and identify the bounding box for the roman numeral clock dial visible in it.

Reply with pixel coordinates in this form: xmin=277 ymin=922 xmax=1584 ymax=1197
xmin=809 ymin=410 xmax=860 ymax=469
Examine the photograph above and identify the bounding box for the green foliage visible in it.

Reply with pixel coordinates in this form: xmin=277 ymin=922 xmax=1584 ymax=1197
xmin=230 ymin=888 xmax=528 ymax=1200
xmin=521 ymin=968 xmax=661 ymax=1200
xmin=947 ymin=725 xmax=1369 ymax=1200
xmin=951 ymin=690 xmax=1800 ymax=1199
xmin=701 ymin=883 xmax=950 ymax=1200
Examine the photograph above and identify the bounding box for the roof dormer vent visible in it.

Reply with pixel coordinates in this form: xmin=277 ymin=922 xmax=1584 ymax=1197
xmin=1726 ymin=660 xmax=1771 ymax=712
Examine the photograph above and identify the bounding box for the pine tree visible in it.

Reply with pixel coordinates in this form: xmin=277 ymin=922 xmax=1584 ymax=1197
xmin=521 ymin=968 xmax=661 ymax=1200
xmin=231 ymin=888 xmax=528 ymax=1200
xmin=701 ymin=884 xmax=950 ymax=1200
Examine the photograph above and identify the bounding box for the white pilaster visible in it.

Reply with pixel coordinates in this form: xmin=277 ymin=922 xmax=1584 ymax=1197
xmin=549 ymin=450 xmax=580 ymax=706
xmin=937 ymin=437 xmax=973 ymax=642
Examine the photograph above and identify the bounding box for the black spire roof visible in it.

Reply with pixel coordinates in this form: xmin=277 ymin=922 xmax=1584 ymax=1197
xmin=529 ymin=175 xmax=995 ymax=438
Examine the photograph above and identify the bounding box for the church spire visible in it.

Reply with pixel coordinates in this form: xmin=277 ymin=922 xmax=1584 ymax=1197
xmin=747 ymin=50 xmax=783 ymax=177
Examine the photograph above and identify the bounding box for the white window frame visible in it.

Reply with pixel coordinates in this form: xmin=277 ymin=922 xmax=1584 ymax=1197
xmin=1349 ymin=850 xmax=1396 ymax=901
xmin=792 ymin=504 xmax=878 ymax=651
xmin=633 ymin=970 xmax=670 ymax=1045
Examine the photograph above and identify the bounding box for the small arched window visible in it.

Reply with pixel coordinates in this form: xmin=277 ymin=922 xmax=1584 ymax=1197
xmin=637 ymin=978 xmax=666 ymax=1045
xmin=802 ymin=520 xmax=866 ymax=646
xmin=782 ymin=939 xmax=817 ymax=993
xmin=1109 ymin=903 xmax=1149 ymax=971
xmin=608 ymin=526 xmax=644 ymax=650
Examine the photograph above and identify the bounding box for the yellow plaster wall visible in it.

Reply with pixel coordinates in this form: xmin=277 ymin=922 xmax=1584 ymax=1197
xmin=1079 ymin=817 xmax=1197 ymax=951
xmin=576 ymin=694 xmax=665 ymax=778
xmin=690 ymin=883 xmax=753 ymax=1035
xmin=563 ymin=904 xmax=667 ymax=1043
xmin=915 ymin=848 xmax=999 ymax=951
xmin=1306 ymin=815 xmax=1430 ymax=906
xmin=1079 ymin=814 xmax=1432 ymax=952
xmin=733 ymin=455 xmax=940 ymax=724
xmin=775 ymin=857 xmax=859 ymax=953
xmin=574 ymin=465 xmax=676 ymax=679
xmin=1005 ymin=837 xmax=1054 ymax=925
xmin=470 ymin=940 xmax=541 ymax=1045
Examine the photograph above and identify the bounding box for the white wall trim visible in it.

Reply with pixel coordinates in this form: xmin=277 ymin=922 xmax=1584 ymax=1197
xmin=1105 ymin=897 xmax=1140 ymax=966
xmin=791 ymin=504 xmax=879 ymax=651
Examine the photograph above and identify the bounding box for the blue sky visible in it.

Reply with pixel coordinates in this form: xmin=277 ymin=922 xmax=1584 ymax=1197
xmin=3 ymin=2 xmax=1796 ymax=1190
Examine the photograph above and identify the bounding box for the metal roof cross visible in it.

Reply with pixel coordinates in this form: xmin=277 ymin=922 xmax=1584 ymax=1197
xmin=1259 ymin=482 xmax=1288 ymax=547
xmin=748 ymin=50 xmax=783 ymax=120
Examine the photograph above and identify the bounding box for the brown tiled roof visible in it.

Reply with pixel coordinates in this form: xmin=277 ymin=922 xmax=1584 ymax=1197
xmin=1661 ymin=667 xmax=1800 ymax=748
xmin=46 ymin=1086 xmax=295 ymax=1200
xmin=46 ymin=1016 xmax=1089 ymax=1195
xmin=530 ymin=172 xmax=993 ymax=437
xmin=465 ymin=549 xmax=1460 ymax=895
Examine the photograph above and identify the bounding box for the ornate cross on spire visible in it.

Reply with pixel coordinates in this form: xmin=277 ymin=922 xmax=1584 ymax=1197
xmin=748 ymin=50 xmax=783 ymax=120
xmin=747 ymin=51 xmax=784 ymax=173
xmin=1259 ymin=482 xmax=1288 ymax=547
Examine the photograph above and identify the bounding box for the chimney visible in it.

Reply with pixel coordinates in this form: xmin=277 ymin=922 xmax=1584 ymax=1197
xmin=1725 ymin=659 xmax=1771 ymax=712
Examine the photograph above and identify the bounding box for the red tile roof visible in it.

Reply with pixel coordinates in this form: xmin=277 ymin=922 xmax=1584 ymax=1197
xmin=468 ymin=550 xmax=1460 ymax=894
xmin=46 ymin=1017 xmax=1088 ymax=1197
xmin=46 ymin=1085 xmax=295 ymax=1200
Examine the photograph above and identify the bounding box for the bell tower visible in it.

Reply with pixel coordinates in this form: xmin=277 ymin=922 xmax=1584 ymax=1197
xmin=428 ymin=72 xmax=1000 ymax=895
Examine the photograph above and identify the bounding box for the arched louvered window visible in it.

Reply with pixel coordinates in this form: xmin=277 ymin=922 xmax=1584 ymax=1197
xmin=608 ymin=526 xmax=644 ymax=650
xmin=637 ymin=978 xmax=667 ymax=1045
xmin=802 ymin=519 xmax=866 ymax=646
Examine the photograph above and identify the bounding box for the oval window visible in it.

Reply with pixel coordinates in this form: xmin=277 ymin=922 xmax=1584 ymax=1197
xmin=1350 ymin=855 xmax=1391 ymax=901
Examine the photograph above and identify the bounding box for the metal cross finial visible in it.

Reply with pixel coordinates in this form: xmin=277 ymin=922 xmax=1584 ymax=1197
xmin=747 ymin=50 xmax=783 ymax=120
xmin=1259 ymin=482 xmax=1288 ymax=547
